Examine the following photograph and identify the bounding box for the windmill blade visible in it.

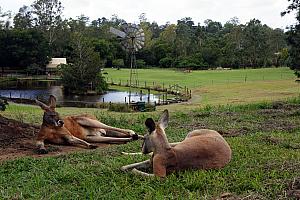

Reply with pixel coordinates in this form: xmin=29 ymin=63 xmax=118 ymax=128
xmin=110 ymin=27 xmax=126 ymax=38
xmin=135 ymin=39 xmax=144 ymax=47
xmin=135 ymin=29 xmax=144 ymax=36
xmin=121 ymin=40 xmax=131 ymax=51
xmin=135 ymin=30 xmax=145 ymax=42
xmin=135 ymin=35 xmax=145 ymax=42
xmin=134 ymin=42 xmax=142 ymax=50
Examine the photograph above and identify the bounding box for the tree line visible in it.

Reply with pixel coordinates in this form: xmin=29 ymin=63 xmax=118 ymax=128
xmin=0 ymin=0 xmax=292 ymax=72
xmin=282 ymin=0 xmax=300 ymax=77
xmin=0 ymin=0 xmax=299 ymax=93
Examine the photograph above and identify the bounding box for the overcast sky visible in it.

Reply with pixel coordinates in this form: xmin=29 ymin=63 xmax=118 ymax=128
xmin=0 ymin=0 xmax=297 ymax=29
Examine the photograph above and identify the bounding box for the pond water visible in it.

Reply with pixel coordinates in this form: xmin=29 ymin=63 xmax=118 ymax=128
xmin=0 ymin=80 xmax=160 ymax=104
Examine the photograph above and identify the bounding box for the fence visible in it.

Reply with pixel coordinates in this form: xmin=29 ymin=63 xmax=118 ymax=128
xmin=106 ymin=78 xmax=192 ymax=105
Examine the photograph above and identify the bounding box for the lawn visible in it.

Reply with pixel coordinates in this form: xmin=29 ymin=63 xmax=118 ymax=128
xmin=0 ymin=67 xmax=300 ymax=199
xmin=104 ymin=67 xmax=295 ymax=89
xmin=104 ymin=67 xmax=300 ymax=110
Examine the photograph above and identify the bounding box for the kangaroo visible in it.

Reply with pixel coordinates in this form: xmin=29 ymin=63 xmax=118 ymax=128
xmin=35 ymin=95 xmax=140 ymax=154
xmin=121 ymin=109 xmax=232 ymax=177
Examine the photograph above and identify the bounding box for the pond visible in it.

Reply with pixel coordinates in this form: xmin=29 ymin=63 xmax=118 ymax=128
xmin=0 ymin=80 xmax=160 ymax=104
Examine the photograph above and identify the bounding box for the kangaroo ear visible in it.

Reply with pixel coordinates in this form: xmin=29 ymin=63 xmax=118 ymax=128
xmin=159 ymin=109 xmax=169 ymax=129
xmin=49 ymin=95 xmax=56 ymax=110
xmin=145 ymin=118 xmax=156 ymax=133
xmin=35 ymin=99 xmax=49 ymax=111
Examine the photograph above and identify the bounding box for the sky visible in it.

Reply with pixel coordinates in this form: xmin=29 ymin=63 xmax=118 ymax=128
xmin=0 ymin=0 xmax=298 ymax=30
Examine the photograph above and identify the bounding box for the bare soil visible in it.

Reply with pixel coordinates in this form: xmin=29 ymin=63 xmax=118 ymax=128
xmin=0 ymin=115 xmax=108 ymax=162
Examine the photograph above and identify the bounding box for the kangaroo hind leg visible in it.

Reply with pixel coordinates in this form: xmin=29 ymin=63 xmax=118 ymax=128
xmin=75 ymin=117 xmax=136 ymax=137
xmin=86 ymin=135 xmax=132 ymax=144
xmin=64 ymin=135 xmax=97 ymax=149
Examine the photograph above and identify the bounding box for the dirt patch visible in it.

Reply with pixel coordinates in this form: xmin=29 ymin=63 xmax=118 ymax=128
xmin=0 ymin=115 xmax=108 ymax=162
xmin=213 ymin=192 xmax=267 ymax=200
xmin=287 ymin=177 xmax=300 ymax=199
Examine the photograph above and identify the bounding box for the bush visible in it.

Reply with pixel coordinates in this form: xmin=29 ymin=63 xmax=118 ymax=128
xmin=159 ymin=57 xmax=173 ymax=68
xmin=108 ymin=103 xmax=132 ymax=112
xmin=0 ymin=98 xmax=8 ymax=111
xmin=136 ymin=59 xmax=146 ymax=68
xmin=26 ymin=63 xmax=44 ymax=75
xmin=112 ymin=59 xmax=125 ymax=68
xmin=174 ymin=55 xmax=208 ymax=70
xmin=96 ymin=72 xmax=108 ymax=94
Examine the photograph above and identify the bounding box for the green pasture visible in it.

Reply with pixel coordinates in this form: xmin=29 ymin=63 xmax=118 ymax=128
xmin=104 ymin=67 xmax=300 ymax=110
xmin=104 ymin=67 xmax=294 ymax=88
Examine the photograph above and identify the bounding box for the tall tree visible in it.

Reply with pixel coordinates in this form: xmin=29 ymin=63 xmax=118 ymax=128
xmin=221 ymin=18 xmax=243 ymax=68
xmin=175 ymin=17 xmax=194 ymax=57
xmin=282 ymin=0 xmax=300 ymax=76
xmin=31 ymin=0 xmax=63 ymax=47
xmin=13 ymin=6 xmax=33 ymax=29
xmin=242 ymin=19 xmax=268 ymax=67
xmin=60 ymin=32 xmax=106 ymax=94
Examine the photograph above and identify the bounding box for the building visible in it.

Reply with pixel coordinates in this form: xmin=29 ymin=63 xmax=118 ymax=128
xmin=46 ymin=58 xmax=67 ymax=73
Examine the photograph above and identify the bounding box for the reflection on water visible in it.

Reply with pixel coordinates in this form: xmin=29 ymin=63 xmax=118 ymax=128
xmin=0 ymin=81 xmax=160 ymax=103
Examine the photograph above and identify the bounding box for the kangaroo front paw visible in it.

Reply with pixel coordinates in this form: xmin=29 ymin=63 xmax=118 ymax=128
xmin=131 ymin=133 xmax=139 ymax=141
xmin=37 ymin=148 xmax=48 ymax=154
xmin=120 ymin=166 xmax=129 ymax=172
xmin=89 ymin=144 xmax=98 ymax=149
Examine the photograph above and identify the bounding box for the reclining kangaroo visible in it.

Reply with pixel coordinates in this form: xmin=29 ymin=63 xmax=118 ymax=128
xmin=121 ymin=109 xmax=232 ymax=177
xmin=36 ymin=95 xmax=139 ymax=154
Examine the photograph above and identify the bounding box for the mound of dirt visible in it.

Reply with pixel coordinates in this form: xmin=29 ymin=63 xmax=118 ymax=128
xmin=0 ymin=115 xmax=107 ymax=162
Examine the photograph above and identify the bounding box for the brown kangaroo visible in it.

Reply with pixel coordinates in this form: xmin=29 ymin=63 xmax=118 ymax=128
xmin=35 ymin=95 xmax=139 ymax=154
xmin=121 ymin=109 xmax=232 ymax=177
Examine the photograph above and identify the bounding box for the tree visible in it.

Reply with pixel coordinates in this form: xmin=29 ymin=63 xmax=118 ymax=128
xmin=281 ymin=0 xmax=300 ymax=16
xmin=174 ymin=18 xmax=195 ymax=57
xmin=60 ymin=32 xmax=107 ymax=94
xmin=242 ymin=19 xmax=269 ymax=67
xmin=282 ymin=0 xmax=300 ymax=76
xmin=112 ymin=59 xmax=125 ymax=68
xmin=204 ymin=19 xmax=222 ymax=35
xmin=0 ymin=29 xmax=50 ymax=75
xmin=13 ymin=6 xmax=33 ymax=29
xmin=221 ymin=19 xmax=243 ymax=68
xmin=31 ymin=0 xmax=64 ymax=47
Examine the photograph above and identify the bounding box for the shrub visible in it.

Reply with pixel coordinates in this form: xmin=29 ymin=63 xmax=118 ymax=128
xmin=108 ymin=103 xmax=132 ymax=112
xmin=159 ymin=57 xmax=173 ymax=68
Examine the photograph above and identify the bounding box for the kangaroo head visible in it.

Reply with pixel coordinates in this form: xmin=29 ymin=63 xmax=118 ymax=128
xmin=36 ymin=95 xmax=64 ymax=127
xmin=142 ymin=109 xmax=170 ymax=154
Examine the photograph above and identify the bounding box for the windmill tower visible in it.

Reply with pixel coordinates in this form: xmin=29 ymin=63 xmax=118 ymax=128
xmin=110 ymin=23 xmax=145 ymax=102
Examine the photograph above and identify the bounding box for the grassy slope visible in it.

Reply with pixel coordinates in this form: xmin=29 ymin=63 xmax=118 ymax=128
xmin=104 ymin=68 xmax=294 ymax=89
xmin=1 ymin=100 xmax=300 ymax=199
xmin=105 ymin=68 xmax=300 ymax=110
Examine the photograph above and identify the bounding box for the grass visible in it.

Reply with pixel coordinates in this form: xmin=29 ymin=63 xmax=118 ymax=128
xmin=104 ymin=68 xmax=295 ymax=89
xmin=1 ymin=98 xmax=300 ymax=199
xmin=104 ymin=67 xmax=300 ymax=110
xmin=1 ymin=67 xmax=300 ymax=199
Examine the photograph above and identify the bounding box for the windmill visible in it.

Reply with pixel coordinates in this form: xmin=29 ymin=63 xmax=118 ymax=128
xmin=110 ymin=23 xmax=145 ymax=102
